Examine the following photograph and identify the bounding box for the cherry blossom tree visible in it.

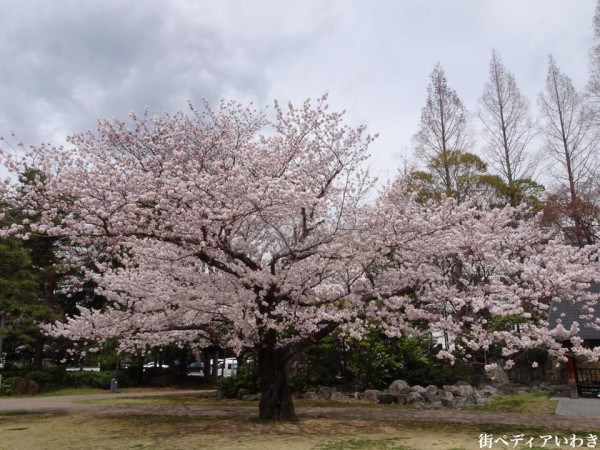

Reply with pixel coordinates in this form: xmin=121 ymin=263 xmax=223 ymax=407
xmin=1 ymin=96 xmax=599 ymax=420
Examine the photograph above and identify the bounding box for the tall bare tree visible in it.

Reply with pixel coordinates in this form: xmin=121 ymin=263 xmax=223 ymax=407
xmin=539 ymin=55 xmax=598 ymax=245
xmin=413 ymin=63 xmax=472 ymax=197
xmin=478 ymin=50 xmax=536 ymax=206
xmin=587 ymin=0 xmax=600 ymax=112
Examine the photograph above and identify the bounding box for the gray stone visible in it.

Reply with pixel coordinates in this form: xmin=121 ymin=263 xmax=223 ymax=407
xmin=474 ymin=394 xmax=490 ymax=406
xmin=455 ymin=381 xmax=470 ymax=387
xmin=316 ymin=386 xmax=333 ymax=400
xmin=237 ymin=388 xmax=250 ymax=400
xmin=303 ymin=392 xmax=318 ymax=400
xmin=425 ymin=394 xmax=440 ymax=404
xmin=407 ymin=391 xmax=424 ymax=404
xmin=452 ymin=397 xmax=466 ymax=408
xmin=410 ymin=385 xmax=427 ymax=395
xmin=455 ymin=384 xmax=475 ymax=398
xmin=440 ymin=391 xmax=454 ymax=408
xmin=467 ymin=392 xmax=485 ymax=405
xmin=389 ymin=379 xmax=410 ymax=394
xmin=330 ymin=391 xmax=348 ymax=402
xmin=396 ymin=394 xmax=408 ymax=405
xmin=241 ymin=394 xmax=260 ymax=401
xmin=425 ymin=385 xmax=439 ymax=396
xmin=480 ymin=385 xmax=499 ymax=397
xmin=430 ymin=401 xmax=443 ymax=409
xmin=443 ymin=385 xmax=458 ymax=394
xmin=363 ymin=389 xmax=380 ymax=403
xmin=486 ymin=364 xmax=510 ymax=385
xmin=410 ymin=402 xmax=425 ymax=409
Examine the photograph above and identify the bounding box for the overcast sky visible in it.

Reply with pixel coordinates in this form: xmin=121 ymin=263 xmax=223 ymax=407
xmin=0 ymin=0 xmax=596 ymax=181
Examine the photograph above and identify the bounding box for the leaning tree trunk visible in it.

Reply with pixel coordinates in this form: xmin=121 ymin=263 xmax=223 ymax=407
xmin=258 ymin=346 xmax=295 ymax=421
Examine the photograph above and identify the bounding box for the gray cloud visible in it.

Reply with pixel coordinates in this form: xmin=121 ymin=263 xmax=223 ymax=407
xmin=0 ymin=0 xmax=595 ymax=181
xmin=0 ymin=0 xmax=340 ymax=144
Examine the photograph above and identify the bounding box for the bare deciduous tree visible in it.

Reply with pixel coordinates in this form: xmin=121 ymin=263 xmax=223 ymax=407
xmin=539 ymin=55 xmax=598 ymax=245
xmin=587 ymin=0 xmax=600 ymax=112
xmin=413 ymin=63 xmax=472 ymax=197
xmin=478 ymin=50 xmax=536 ymax=205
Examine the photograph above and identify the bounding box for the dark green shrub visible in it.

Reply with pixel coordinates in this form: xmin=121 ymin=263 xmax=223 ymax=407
xmin=147 ymin=376 xmax=171 ymax=387
xmin=216 ymin=360 xmax=258 ymax=398
xmin=24 ymin=371 xmax=55 ymax=386
xmin=15 ymin=378 xmax=40 ymax=395
xmin=2 ymin=377 xmax=41 ymax=395
xmin=63 ymin=370 xmax=128 ymax=389
xmin=0 ymin=377 xmax=22 ymax=395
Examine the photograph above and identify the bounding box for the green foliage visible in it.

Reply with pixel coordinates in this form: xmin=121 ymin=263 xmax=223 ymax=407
xmin=147 ymin=376 xmax=171 ymax=387
xmin=405 ymin=150 xmax=544 ymax=208
xmin=63 ymin=370 xmax=128 ymax=389
xmin=0 ymin=376 xmax=40 ymax=395
xmin=24 ymin=370 xmax=55 ymax=385
xmin=288 ymin=329 xmax=456 ymax=392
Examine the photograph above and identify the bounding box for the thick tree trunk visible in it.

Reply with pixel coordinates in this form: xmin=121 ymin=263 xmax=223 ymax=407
xmin=258 ymin=347 xmax=295 ymax=421
xmin=32 ymin=332 xmax=45 ymax=371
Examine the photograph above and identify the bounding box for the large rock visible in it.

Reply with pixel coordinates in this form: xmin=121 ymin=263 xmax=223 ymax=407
xmin=480 ymin=385 xmax=499 ymax=397
xmin=316 ymin=386 xmax=333 ymax=400
xmin=471 ymin=393 xmax=490 ymax=406
xmin=486 ymin=364 xmax=510 ymax=385
xmin=237 ymin=388 xmax=250 ymax=399
xmin=440 ymin=391 xmax=454 ymax=408
xmin=443 ymin=385 xmax=458 ymax=395
xmin=363 ymin=389 xmax=380 ymax=403
xmin=410 ymin=385 xmax=427 ymax=395
xmin=455 ymin=384 xmax=475 ymax=398
xmin=425 ymin=394 xmax=440 ymax=404
xmin=425 ymin=385 xmax=439 ymax=396
xmin=331 ymin=391 xmax=348 ymax=402
xmin=406 ymin=391 xmax=424 ymax=404
xmin=303 ymin=392 xmax=318 ymax=400
xmin=389 ymin=379 xmax=410 ymax=394
xmin=452 ymin=397 xmax=466 ymax=408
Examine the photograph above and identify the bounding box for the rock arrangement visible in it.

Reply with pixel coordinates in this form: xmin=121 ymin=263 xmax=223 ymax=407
xmin=300 ymin=379 xmax=549 ymax=409
xmin=235 ymin=379 xmax=558 ymax=407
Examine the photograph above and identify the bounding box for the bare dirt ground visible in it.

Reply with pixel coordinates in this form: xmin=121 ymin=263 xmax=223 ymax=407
xmin=0 ymin=390 xmax=599 ymax=430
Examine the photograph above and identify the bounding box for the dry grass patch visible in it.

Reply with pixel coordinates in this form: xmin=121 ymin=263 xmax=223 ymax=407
xmin=0 ymin=412 xmax=593 ymax=450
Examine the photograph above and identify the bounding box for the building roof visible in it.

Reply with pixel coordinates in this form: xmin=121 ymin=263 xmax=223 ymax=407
xmin=547 ymin=283 xmax=600 ymax=341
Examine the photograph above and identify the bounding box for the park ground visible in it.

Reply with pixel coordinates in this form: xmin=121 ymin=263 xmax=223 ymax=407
xmin=0 ymin=390 xmax=599 ymax=450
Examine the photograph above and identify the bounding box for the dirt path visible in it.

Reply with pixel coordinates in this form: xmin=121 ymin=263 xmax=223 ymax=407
xmin=1 ymin=390 xmax=599 ymax=431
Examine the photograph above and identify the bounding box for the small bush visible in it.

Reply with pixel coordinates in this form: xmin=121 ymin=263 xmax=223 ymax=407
xmin=64 ymin=371 xmax=128 ymax=389
xmin=1 ymin=377 xmax=22 ymax=395
xmin=147 ymin=376 xmax=171 ymax=387
xmin=15 ymin=379 xmax=40 ymax=395
xmin=25 ymin=371 xmax=55 ymax=386
xmin=1 ymin=377 xmax=40 ymax=395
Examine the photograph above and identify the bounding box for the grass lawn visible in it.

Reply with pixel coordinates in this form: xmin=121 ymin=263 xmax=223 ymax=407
xmin=470 ymin=391 xmax=558 ymax=415
xmin=0 ymin=389 xmax=580 ymax=449
xmin=0 ymin=412 xmax=593 ymax=450
xmin=85 ymin=390 xmax=558 ymax=415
